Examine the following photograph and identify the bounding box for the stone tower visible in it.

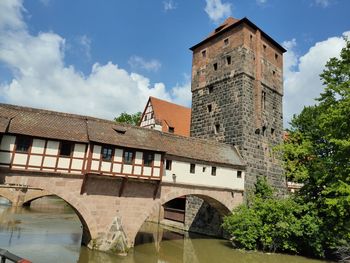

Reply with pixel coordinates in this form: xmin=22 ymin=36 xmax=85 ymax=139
xmin=190 ymin=17 xmax=286 ymax=191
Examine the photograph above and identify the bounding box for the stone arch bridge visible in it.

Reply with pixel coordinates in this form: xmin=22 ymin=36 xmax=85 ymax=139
xmin=0 ymin=169 xmax=243 ymax=254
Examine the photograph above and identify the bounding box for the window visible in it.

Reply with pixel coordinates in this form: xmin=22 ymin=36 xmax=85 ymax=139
xmin=202 ymin=167 xmax=206 ymax=172
xmin=262 ymin=126 xmax=267 ymax=136
xmin=143 ymin=152 xmax=154 ymax=167
xmin=168 ymin=127 xmax=175 ymax=133
xmin=275 ymin=53 xmax=279 ymax=60
xmin=263 ymin=44 xmax=267 ymax=51
xmin=262 ymin=91 xmax=266 ymax=110
xmin=226 ymin=56 xmax=231 ymax=65
xmin=190 ymin=163 xmax=195 ymax=174
xmin=213 ymin=63 xmax=218 ymax=71
xmin=166 ymin=160 xmax=172 ymax=170
xmin=271 ymin=128 xmax=275 ymax=137
xmin=16 ymin=137 xmax=31 ymax=153
xmin=201 ymin=50 xmax=206 ymax=58
xmin=208 ymin=86 xmax=214 ymax=94
xmin=60 ymin=142 xmax=73 ymax=157
xmin=211 ymin=166 xmax=216 ymax=176
xmin=237 ymin=171 xmax=242 ymax=178
xmin=124 ymin=150 xmax=134 ymax=164
xmin=144 ymin=115 xmax=148 ymax=121
xmin=102 ymin=146 xmax=113 ymax=161
xmin=272 ymin=70 xmax=276 ymax=76
xmin=215 ymin=124 xmax=220 ymax=134
xmin=207 ymin=104 xmax=212 ymax=113
xmin=224 ymin=38 xmax=229 ymax=45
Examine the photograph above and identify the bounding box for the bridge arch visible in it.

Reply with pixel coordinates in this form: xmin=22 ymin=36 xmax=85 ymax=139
xmin=128 ymin=184 xmax=241 ymax=246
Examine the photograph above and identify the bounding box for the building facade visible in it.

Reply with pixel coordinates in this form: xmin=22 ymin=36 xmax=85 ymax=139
xmin=190 ymin=17 xmax=286 ymax=191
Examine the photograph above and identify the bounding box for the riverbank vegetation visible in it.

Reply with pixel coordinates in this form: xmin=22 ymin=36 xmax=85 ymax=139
xmin=223 ymin=40 xmax=350 ymax=261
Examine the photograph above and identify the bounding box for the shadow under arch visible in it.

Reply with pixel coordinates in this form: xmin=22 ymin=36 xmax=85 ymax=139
xmin=22 ymin=194 xmax=54 ymax=206
xmin=132 ymin=192 xmax=232 ymax=248
xmin=0 ymin=194 xmax=12 ymax=205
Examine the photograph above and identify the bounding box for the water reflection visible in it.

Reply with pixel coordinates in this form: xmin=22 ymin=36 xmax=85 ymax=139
xmin=0 ymin=197 xmax=330 ymax=263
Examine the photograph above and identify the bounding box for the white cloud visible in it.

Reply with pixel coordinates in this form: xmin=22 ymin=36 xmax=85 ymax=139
xmin=77 ymin=35 xmax=92 ymax=60
xmin=128 ymin=55 xmax=162 ymax=72
xmin=283 ymin=32 xmax=350 ymax=127
xmin=314 ymin=0 xmax=331 ymax=8
xmin=256 ymin=0 xmax=267 ymax=5
xmin=204 ymin=0 xmax=232 ymax=24
xmin=163 ymin=0 xmax=177 ymax=11
xmin=0 ymin=0 xmax=190 ymax=120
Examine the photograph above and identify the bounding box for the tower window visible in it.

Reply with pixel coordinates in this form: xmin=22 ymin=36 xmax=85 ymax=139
xmin=271 ymin=128 xmax=275 ymax=137
xmin=263 ymin=44 xmax=267 ymax=51
xmin=262 ymin=91 xmax=266 ymax=110
xmin=201 ymin=50 xmax=206 ymax=58
xmin=207 ymin=104 xmax=212 ymax=113
xmin=190 ymin=163 xmax=195 ymax=174
xmin=275 ymin=53 xmax=278 ymax=60
xmin=226 ymin=56 xmax=231 ymax=65
xmin=250 ymin=34 xmax=253 ymax=40
xmin=168 ymin=127 xmax=175 ymax=133
xmin=237 ymin=171 xmax=242 ymax=178
xmin=213 ymin=63 xmax=218 ymax=71
xmin=211 ymin=166 xmax=217 ymax=176
xmin=273 ymin=70 xmax=276 ymax=76
xmin=166 ymin=160 xmax=172 ymax=170
xmin=208 ymin=86 xmax=214 ymax=94
xmin=224 ymin=38 xmax=229 ymax=45
xmin=215 ymin=124 xmax=220 ymax=134
xmin=262 ymin=126 xmax=267 ymax=136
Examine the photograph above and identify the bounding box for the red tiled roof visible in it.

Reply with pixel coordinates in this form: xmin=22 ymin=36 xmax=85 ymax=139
xmin=206 ymin=17 xmax=239 ymax=39
xmin=0 ymin=103 xmax=245 ymax=168
xmin=149 ymin=97 xmax=191 ymax=137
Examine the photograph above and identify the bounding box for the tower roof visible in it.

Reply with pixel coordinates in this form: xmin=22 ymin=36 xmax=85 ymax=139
xmin=190 ymin=17 xmax=286 ymax=53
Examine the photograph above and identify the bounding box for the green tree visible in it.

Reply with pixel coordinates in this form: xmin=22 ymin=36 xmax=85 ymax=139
xmin=114 ymin=112 xmax=142 ymax=126
xmin=282 ymin=39 xmax=350 ymax=257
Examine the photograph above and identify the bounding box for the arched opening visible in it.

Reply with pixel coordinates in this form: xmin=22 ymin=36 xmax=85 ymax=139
xmin=162 ymin=194 xmax=230 ymax=237
xmin=22 ymin=194 xmax=54 ymax=206
xmin=0 ymin=195 xmax=12 ymax=206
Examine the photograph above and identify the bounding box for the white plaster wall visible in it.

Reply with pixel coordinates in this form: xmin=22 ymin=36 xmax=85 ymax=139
xmin=134 ymin=165 xmax=142 ymax=175
xmin=163 ymin=159 xmax=244 ymax=190
xmin=123 ymin=164 xmax=132 ymax=174
xmin=73 ymin=144 xmax=86 ymax=158
xmin=57 ymin=158 xmax=70 ymax=169
xmin=71 ymin=159 xmax=83 ymax=170
xmin=46 ymin=141 xmax=59 ymax=155
xmin=143 ymin=166 xmax=152 ymax=176
xmin=0 ymin=152 xmax=11 ymax=164
xmin=101 ymin=161 xmax=111 ymax=172
xmin=13 ymin=153 xmax=28 ymax=165
xmin=0 ymin=135 xmax=15 ymax=151
xmin=31 ymin=139 xmax=45 ymax=154
xmin=135 ymin=152 xmax=143 ymax=165
xmin=154 ymin=154 xmax=161 ymax=167
xmin=28 ymin=155 xmax=42 ymax=166
xmin=91 ymin=160 xmax=99 ymax=170
xmin=112 ymin=163 xmax=121 ymax=173
xmin=114 ymin=149 xmax=123 ymax=162
xmin=92 ymin=145 xmax=101 ymax=159
xmin=153 ymin=167 xmax=160 ymax=177
xmin=43 ymin=156 xmax=57 ymax=168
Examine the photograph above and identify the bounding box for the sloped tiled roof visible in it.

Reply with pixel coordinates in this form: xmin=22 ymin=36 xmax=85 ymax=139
xmin=0 ymin=103 xmax=245 ymax=168
xmin=149 ymin=97 xmax=191 ymax=137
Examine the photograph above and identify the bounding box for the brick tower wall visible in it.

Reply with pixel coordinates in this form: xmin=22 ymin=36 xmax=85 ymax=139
xmin=190 ymin=22 xmax=286 ymax=191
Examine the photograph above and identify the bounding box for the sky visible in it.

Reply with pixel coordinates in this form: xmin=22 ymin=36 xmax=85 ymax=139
xmin=0 ymin=0 xmax=349 ymax=127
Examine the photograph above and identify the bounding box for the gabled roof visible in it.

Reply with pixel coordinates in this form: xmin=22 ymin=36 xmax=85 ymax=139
xmin=147 ymin=97 xmax=191 ymax=137
xmin=0 ymin=103 xmax=245 ymax=168
xmin=190 ymin=17 xmax=286 ymax=53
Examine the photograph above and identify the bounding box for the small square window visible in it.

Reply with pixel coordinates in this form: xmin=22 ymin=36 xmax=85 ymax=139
xmin=263 ymin=44 xmax=267 ymax=51
xmin=190 ymin=163 xmax=195 ymax=174
xmin=168 ymin=127 xmax=175 ymax=133
xmin=60 ymin=142 xmax=73 ymax=157
xmin=224 ymin=38 xmax=229 ymax=45
xmin=16 ymin=137 xmax=31 ymax=153
xmin=207 ymin=104 xmax=212 ymax=113
xmin=237 ymin=171 xmax=242 ymax=178
xmin=201 ymin=50 xmax=206 ymax=58
xmin=275 ymin=53 xmax=278 ymax=60
xmin=124 ymin=150 xmax=134 ymax=164
xmin=226 ymin=56 xmax=231 ymax=65
xmin=143 ymin=152 xmax=154 ymax=167
xmin=273 ymin=70 xmax=276 ymax=76
xmin=102 ymin=146 xmax=113 ymax=161
xmin=213 ymin=63 xmax=218 ymax=71
xmin=202 ymin=167 xmax=206 ymax=172
xmin=208 ymin=86 xmax=214 ymax=94
xmin=211 ymin=166 xmax=216 ymax=176
xmin=166 ymin=160 xmax=172 ymax=170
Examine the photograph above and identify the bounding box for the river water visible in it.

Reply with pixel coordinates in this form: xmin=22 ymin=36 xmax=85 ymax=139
xmin=0 ymin=196 xmax=330 ymax=263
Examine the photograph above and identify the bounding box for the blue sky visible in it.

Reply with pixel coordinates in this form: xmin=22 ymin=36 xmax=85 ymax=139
xmin=0 ymin=0 xmax=349 ymax=127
